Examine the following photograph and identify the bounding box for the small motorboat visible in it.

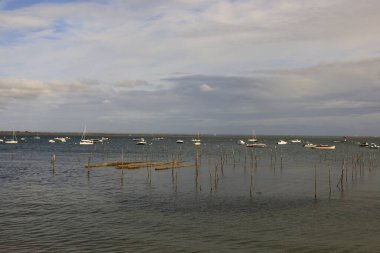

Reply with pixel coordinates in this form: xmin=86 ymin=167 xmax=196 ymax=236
xmin=237 ymin=140 xmax=245 ymax=145
xmin=246 ymin=143 xmax=266 ymax=148
xmin=176 ymin=139 xmax=184 ymax=144
xmin=369 ymin=143 xmax=379 ymax=149
xmin=313 ymin=144 xmax=336 ymax=150
xmin=80 ymin=139 xmax=94 ymax=145
xmin=359 ymin=142 xmax=369 ymax=147
xmin=277 ymin=140 xmax=287 ymax=145
xmin=194 ymin=141 xmax=201 ymax=146
xmin=303 ymin=143 xmax=316 ymax=148
xmin=290 ymin=139 xmax=301 ymax=143
xmin=48 ymin=139 xmax=56 ymax=143
xmin=54 ymin=137 xmax=67 ymax=142
xmin=136 ymin=138 xmax=147 ymax=145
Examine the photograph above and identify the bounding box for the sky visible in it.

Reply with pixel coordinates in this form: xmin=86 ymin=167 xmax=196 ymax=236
xmin=0 ymin=0 xmax=379 ymax=135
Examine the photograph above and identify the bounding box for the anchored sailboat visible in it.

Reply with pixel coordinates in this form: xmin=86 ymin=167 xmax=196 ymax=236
xmin=5 ymin=130 xmax=18 ymax=144
xmin=79 ymin=126 xmax=94 ymax=145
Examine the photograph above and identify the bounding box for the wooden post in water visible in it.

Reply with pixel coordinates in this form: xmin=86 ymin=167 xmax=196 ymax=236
xmin=121 ymin=148 xmax=124 ymax=166
xmin=314 ymin=165 xmax=317 ymax=200
xmin=51 ymin=153 xmax=56 ymax=174
xmin=328 ymin=166 xmax=331 ymax=199
xmin=87 ymin=156 xmax=91 ymax=180
xmin=120 ymin=169 xmax=124 ymax=188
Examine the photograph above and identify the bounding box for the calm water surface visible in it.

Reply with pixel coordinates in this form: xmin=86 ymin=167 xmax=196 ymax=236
xmin=1 ymin=135 xmax=380 ymax=252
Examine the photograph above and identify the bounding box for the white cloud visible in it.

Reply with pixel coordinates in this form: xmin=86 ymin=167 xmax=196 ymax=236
xmin=0 ymin=0 xmax=380 ymax=134
xmin=199 ymin=83 xmax=214 ymax=92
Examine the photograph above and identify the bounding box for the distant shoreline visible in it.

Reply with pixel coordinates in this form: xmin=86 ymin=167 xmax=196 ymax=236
xmin=0 ymin=131 xmax=378 ymax=138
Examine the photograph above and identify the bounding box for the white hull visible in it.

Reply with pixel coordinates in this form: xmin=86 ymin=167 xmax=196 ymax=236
xmin=303 ymin=143 xmax=316 ymax=148
xmin=5 ymin=130 xmax=18 ymax=144
xmin=5 ymin=140 xmax=18 ymax=144
xmin=80 ymin=140 xmax=94 ymax=145
xmin=246 ymin=143 xmax=266 ymax=148
xmin=313 ymin=145 xmax=335 ymax=150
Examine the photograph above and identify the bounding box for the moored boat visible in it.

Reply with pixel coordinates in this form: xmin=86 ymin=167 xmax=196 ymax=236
xmin=5 ymin=131 xmax=18 ymax=144
xmin=303 ymin=143 xmax=316 ymax=148
xmin=54 ymin=137 xmax=67 ymax=142
xmin=176 ymin=139 xmax=184 ymax=144
xmin=237 ymin=140 xmax=245 ymax=145
xmin=277 ymin=140 xmax=287 ymax=145
xmin=246 ymin=143 xmax=266 ymax=148
xmin=79 ymin=126 xmax=94 ymax=145
xmin=136 ymin=138 xmax=147 ymax=145
xmin=247 ymin=129 xmax=258 ymax=142
xmin=80 ymin=139 xmax=94 ymax=145
xmin=313 ymin=144 xmax=336 ymax=150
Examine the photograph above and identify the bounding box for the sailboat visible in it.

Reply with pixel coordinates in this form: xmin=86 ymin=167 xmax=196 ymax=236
xmin=193 ymin=132 xmax=201 ymax=146
xmin=79 ymin=126 xmax=94 ymax=145
xmin=5 ymin=130 xmax=18 ymax=144
xmin=247 ymin=129 xmax=257 ymax=142
xmin=33 ymin=133 xmax=41 ymax=140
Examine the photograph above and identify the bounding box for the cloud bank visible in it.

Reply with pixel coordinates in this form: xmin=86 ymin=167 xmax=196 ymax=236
xmin=0 ymin=0 xmax=379 ymax=135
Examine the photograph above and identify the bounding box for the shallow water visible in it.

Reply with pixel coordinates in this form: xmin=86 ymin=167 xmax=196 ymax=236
xmin=1 ymin=135 xmax=379 ymax=252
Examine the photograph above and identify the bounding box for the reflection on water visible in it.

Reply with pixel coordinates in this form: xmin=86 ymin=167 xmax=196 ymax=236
xmin=0 ymin=135 xmax=379 ymax=252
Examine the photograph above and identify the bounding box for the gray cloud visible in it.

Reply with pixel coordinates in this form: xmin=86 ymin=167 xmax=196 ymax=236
xmin=1 ymin=1 xmax=380 ymax=134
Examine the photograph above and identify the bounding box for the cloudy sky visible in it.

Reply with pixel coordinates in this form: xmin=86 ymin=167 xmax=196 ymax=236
xmin=1 ymin=0 xmax=379 ymax=135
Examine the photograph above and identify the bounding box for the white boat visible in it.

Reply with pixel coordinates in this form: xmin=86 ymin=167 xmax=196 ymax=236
xmin=79 ymin=126 xmax=94 ymax=145
xmin=237 ymin=140 xmax=245 ymax=145
xmin=176 ymin=139 xmax=184 ymax=144
xmin=191 ymin=133 xmax=201 ymax=143
xmin=0 ymin=138 xmax=3 ymax=143
xmin=54 ymin=137 xmax=67 ymax=142
xmin=48 ymin=139 xmax=56 ymax=143
xmin=80 ymin=139 xmax=94 ymax=145
xmin=313 ymin=144 xmax=336 ymax=150
xmin=136 ymin=138 xmax=147 ymax=145
xmin=193 ymin=133 xmax=201 ymax=146
xmin=246 ymin=143 xmax=266 ymax=148
xmin=5 ymin=131 xmax=18 ymax=144
xmin=290 ymin=139 xmax=301 ymax=143
xmin=303 ymin=143 xmax=316 ymax=148
xmin=369 ymin=143 xmax=379 ymax=149
xmin=277 ymin=140 xmax=287 ymax=145
xmin=247 ymin=129 xmax=258 ymax=142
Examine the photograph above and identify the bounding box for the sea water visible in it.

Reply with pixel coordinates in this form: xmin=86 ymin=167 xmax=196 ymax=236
xmin=1 ymin=135 xmax=380 ymax=252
